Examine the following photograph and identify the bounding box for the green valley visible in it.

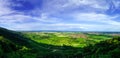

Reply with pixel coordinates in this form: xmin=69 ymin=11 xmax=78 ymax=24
xmin=0 ymin=27 xmax=120 ymax=58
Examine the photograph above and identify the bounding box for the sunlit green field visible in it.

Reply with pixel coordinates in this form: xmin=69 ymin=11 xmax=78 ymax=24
xmin=23 ymin=32 xmax=112 ymax=48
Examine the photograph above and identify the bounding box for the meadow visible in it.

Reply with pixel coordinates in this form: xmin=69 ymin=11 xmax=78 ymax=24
xmin=23 ymin=32 xmax=112 ymax=48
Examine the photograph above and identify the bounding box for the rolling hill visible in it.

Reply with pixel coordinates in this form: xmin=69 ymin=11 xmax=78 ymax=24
xmin=0 ymin=27 xmax=120 ymax=58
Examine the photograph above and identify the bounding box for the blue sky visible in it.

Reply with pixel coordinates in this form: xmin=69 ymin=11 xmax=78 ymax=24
xmin=0 ymin=0 xmax=120 ymax=31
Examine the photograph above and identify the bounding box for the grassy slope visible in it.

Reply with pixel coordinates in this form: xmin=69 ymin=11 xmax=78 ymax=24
xmin=0 ymin=27 xmax=52 ymax=58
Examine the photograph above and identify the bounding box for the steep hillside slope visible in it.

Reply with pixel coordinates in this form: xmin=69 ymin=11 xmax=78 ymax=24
xmin=0 ymin=27 xmax=38 ymax=58
xmin=0 ymin=27 xmax=30 ymax=45
xmin=0 ymin=27 xmax=52 ymax=58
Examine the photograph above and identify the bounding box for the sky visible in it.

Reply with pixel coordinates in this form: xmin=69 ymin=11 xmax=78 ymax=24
xmin=0 ymin=0 xmax=120 ymax=31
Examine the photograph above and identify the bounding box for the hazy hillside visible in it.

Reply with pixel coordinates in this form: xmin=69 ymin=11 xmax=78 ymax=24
xmin=0 ymin=27 xmax=120 ymax=58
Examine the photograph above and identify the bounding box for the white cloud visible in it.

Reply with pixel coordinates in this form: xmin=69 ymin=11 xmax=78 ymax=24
xmin=5 ymin=23 xmax=120 ymax=31
xmin=0 ymin=0 xmax=14 ymax=16
xmin=72 ymin=12 xmax=120 ymax=25
xmin=0 ymin=13 xmax=61 ymax=24
xmin=64 ymin=0 xmax=108 ymax=9
xmin=0 ymin=14 xmax=31 ymax=23
xmin=41 ymin=0 xmax=110 ymax=14
xmin=0 ymin=0 xmax=120 ymax=31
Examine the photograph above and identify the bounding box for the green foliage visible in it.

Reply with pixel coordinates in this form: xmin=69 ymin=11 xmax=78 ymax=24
xmin=1 ymin=27 xmax=120 ymax=58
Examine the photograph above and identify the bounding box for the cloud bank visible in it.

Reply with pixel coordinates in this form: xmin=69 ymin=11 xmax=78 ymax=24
xmin=0 ymin=0 xmax=120 ymax=31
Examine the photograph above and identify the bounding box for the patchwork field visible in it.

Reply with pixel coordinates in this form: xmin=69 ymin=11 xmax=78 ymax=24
xmin=23 ymin=32 xmax=112 ymax=48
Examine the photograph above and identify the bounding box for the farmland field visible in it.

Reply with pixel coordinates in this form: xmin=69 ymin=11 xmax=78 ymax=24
xmin=23 ymin=32 xmax=112 ymax=48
